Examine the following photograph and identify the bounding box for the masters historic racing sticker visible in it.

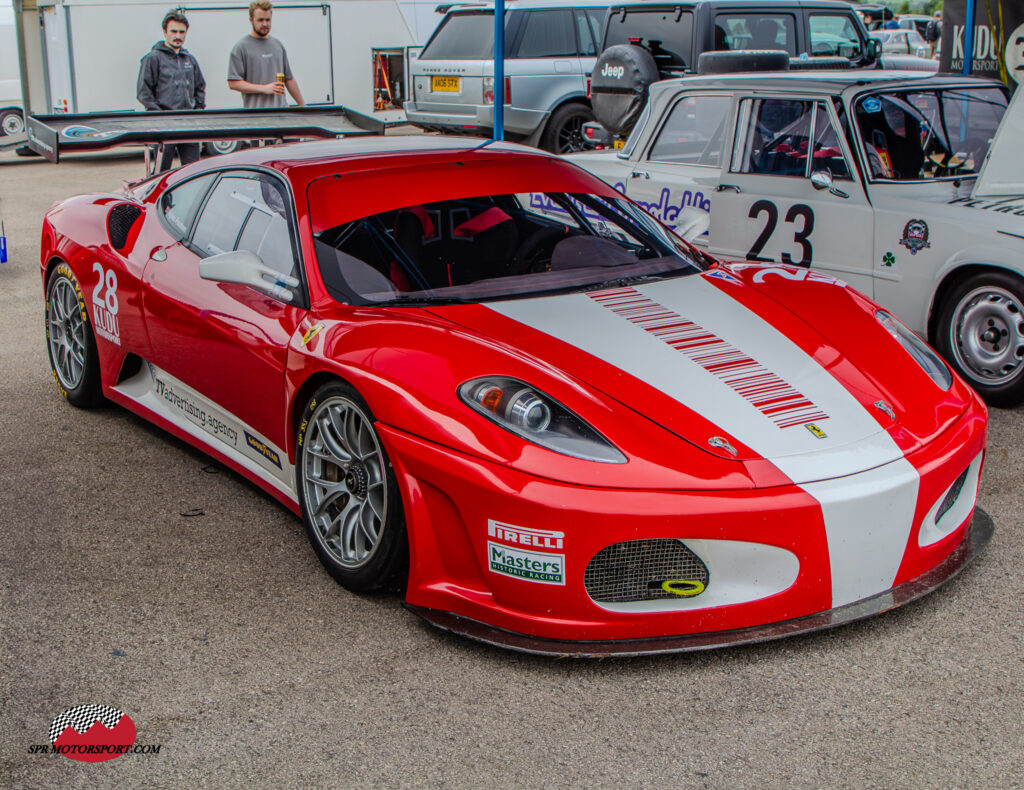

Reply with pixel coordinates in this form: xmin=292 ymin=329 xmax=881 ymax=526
xmin=487 ymin=520 xmax=565 ymax=585
xmin=898 ymin=219 xmax=931 ymax=255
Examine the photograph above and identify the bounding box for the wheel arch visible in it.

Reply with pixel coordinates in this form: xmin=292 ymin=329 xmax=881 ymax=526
xmin=535 ymin=95 xmax=593 ymax=147
xmin=288 ymin=369 xmax=349 ymax=462
xmin=927 ymin=262 xmax=1024 ymax=345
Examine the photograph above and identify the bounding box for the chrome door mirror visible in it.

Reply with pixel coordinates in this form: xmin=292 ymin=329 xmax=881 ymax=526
xmin=811 ymin=170 xmax=849 ymax=199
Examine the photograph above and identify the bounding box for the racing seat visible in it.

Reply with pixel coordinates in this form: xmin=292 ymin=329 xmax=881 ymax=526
xmin=421 ymin=205 xmax=520 ymax=286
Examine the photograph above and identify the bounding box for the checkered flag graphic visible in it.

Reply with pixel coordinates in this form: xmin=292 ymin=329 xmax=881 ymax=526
xmin=50 ymin=705 xmax=124 ymax=744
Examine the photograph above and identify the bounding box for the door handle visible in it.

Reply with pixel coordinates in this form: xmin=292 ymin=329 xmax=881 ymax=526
xmin=149 ymin=247 xmax=167 ymax=262
xmin=630 ymin=171 xmax=650 ymax=180
xmin=715 ymin=184 xmax=741 ymax=193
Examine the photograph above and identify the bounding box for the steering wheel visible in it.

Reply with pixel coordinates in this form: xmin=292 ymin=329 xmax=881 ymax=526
xmin=512 ymin=226 xmax=567 ymax=274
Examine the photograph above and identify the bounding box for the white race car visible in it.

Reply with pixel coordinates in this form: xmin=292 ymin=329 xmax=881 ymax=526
xmin=567 ymin=71 xmax=1024 ymax=405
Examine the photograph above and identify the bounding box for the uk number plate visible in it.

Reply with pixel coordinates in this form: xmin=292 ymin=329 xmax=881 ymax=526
xmin=432 ymin=76 xmax=460 ymax=92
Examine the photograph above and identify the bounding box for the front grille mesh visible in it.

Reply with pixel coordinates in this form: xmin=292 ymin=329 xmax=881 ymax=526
xmin=584 ymin=539 xmax=709 ymax=603
xmin=936 ymin=467 xmax=970 ymax=524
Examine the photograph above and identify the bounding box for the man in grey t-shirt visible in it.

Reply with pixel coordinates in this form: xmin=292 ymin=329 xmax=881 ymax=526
xmin=227 ymin=0 xmax=305 ymax=108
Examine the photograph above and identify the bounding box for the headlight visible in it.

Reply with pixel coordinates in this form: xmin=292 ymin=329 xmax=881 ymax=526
xmin=876 ymin=310 xmax=952 ymax=390
xmin=459 ymin=376 xmax=626 ymax=463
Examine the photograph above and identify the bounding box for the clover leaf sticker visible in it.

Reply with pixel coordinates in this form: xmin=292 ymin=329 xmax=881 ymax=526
xmin=882 ymin=251 xmax=896 ymax=267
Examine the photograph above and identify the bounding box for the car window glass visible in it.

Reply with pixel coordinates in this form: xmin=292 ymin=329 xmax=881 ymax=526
xmin=810 ymin=103 xmax=851 ymax=179
xmin=854 ymin=88 xmax=1007 ymax=181
xmin=192 ymin=176 xmax=259 ymax=256
xmin=313 ymin=191 xmax=700 ymax=305
xmin=648 ymin=95 xmax=731 ymax=166
xmin=604 ymin=9 xmax=693 ymax=69
xmin=714 ymin=14 xmax=796 ymax=55
xmin=515 ymin=10 xmax=575 ymax=58
xmin=808 ymin=14 xmax=863 ymax=58
xmin=160 ymin=174 xmax=216 ymax=241
xmin=236 ymin=177 xmax=297 ymax=279
xmin=585 ymin=9 xmax=605 ymax=48
xmin=419 ymin=11 xmax=506 ymax=59
xmin=733 ymin=98 xmax=815 ymax=177
xmin=575 ymin=9 xmax=598 ymax=56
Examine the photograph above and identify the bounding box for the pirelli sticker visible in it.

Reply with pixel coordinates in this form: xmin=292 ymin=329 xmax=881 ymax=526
xmin=486 ymin=521 xmax=565 ymax=585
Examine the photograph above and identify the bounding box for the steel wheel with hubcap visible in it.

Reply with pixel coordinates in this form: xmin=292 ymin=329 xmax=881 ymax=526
xmin=1 ymin=109 xmax=25 ymax=136
xmin=45 ymin=266 xmax=102 ymax=407
xmin=935 ymin=271 xmax=1024 ymax=407
xmin=297 ymin=382 xmax=407 ymax=591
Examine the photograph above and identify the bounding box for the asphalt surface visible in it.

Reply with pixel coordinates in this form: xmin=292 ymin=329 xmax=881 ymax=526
xmin=1 ymin=145 xmax=1022 ymax=790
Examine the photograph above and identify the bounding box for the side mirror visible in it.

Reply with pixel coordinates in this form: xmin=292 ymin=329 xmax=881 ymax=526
xmin=675 ymin=207 xmax=711 ymax=241
xmin=866 ymin=38 xmax=882 ymax=62
xmin=811 ymin=170 xmax=849 ymax=199
xmin=199 ymin=250 xmax=300 ymax=302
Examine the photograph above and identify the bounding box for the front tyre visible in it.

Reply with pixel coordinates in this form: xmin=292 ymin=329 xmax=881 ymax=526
xmin=45 ymin=264 xmax=103 ymax=408
xmin=935 ymin=271 xmax=1024 ymax=407
xmin=296 ymin=382 xmax=408 ymax=592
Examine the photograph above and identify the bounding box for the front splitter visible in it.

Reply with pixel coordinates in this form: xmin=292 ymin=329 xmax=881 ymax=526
xmin=405 ymin=508 xmax=994 ymax=658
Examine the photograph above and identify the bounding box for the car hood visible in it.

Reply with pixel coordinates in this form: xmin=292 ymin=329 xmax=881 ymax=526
xmin=426 ymin=267 xmax=966 ymax=485
xmin=973 ymin=85 xmax=1024 ymax=199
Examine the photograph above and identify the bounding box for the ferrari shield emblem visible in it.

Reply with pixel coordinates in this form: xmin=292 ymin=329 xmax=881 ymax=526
xmin=805 ymin=423 xmax=827 ymax=439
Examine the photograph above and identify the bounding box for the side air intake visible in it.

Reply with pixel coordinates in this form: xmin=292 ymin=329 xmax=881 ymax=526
xmin=107 ymin=204 xmax=143 ymax=251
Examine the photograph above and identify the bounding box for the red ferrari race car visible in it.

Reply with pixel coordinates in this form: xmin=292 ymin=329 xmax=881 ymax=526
xmin=41 ymin=138 xmax=992 ymax=656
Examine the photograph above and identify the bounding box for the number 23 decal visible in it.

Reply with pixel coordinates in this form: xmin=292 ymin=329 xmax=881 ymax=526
xmin=745 ymin=200 xmax=814 ymax=267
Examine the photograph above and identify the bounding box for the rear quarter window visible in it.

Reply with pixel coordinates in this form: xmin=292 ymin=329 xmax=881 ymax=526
xmin=513 ymin=9 xmax=576 ymax=58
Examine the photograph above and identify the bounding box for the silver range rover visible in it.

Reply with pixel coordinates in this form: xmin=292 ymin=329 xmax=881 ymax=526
xmin=403 ymin=0 xmax=613 ymax=153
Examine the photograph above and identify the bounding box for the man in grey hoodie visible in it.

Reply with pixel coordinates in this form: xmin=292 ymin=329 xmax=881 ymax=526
xmin=137 ymin=11 xmax=207 ymax=171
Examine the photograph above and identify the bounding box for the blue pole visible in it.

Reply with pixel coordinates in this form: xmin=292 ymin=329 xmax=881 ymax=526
xmin=963 ymin=0 xmax=976 ymax=75
xmin=494 ymin=0 xmax=504 ymax=141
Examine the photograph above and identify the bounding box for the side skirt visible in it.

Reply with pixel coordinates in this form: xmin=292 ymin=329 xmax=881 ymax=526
xmin=109 ymin=360 xmax=299 ymax=512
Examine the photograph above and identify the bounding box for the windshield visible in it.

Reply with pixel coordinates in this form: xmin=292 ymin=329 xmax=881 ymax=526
xmin=853 ymin=86 xmax=1007 ymax=181
xmin=313 ymin=191 xmax=703 ymax=306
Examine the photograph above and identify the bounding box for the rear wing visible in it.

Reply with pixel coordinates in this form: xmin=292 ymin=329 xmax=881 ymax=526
xmin=26 ymin=104 xmax=385 ymax=164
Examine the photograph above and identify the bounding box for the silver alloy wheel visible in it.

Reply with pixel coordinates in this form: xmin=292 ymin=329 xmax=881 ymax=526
xmin=1 ymin=111 xmax=25 ymax=136
xmin=301 ymin=396 xmax=388 ymax=569
xmin=950 ymin=285 xmax=1024 ymax=384
xmin=47 ymin=275 xmax=88 ymax=391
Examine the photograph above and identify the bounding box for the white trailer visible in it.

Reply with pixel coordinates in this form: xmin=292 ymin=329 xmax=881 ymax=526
xmin=11 ymin=0 xmax=415 ymax=123
xmin=1 ymin=3 xmax=25 ymax=134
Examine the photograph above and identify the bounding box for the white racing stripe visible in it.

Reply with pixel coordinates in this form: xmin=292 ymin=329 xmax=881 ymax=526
xmin=490 ymin=275 xmax=922 ymax=605
xmin=491 ymin=276 xmax=902 ymax=483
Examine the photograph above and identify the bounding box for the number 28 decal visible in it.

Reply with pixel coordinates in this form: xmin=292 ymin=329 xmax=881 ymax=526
xmin=746 ymin=200 xmax=815 ymax=267
xmin=91 ymin=262 xmax=119 ymax=315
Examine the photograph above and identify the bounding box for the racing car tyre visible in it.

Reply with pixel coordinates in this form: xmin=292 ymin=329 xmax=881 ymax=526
xmin=45 ymin=264 xmax=103 ymax=408
xmin=696 ymin=50 xmax=790 ymax=75
xmin=0 ymin=109 xmax=25 ymax=136
xmin=591 ymin=45 xmax=660 ymax=137
xmin=935 ymin=271 xmax=1024 ymax=408
xmin=297 ymin=381 xmax=409 ymax=592
xmin=540 ymin=102 xmax=594 ymax=154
